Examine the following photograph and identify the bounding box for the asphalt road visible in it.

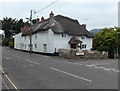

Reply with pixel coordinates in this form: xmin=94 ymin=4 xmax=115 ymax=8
xmin=1 ymin=47 xmax=119 ymax=89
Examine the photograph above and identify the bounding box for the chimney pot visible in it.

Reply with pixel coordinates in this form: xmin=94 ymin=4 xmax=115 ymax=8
xmin=36 ymin=18 xmax=40 ymax=23
xmin=41 ymin=16 xmax=44 ymax=22
xmin=49 ymin=11 xmax=54 ymax=18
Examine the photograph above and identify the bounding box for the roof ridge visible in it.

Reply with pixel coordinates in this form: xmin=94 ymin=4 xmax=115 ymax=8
xmin=55 ymin=15 xmax=79 ymax=23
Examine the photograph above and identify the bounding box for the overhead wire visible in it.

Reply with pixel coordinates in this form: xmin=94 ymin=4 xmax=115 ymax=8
xmin=32 ymin=0 xmax=58 ymax=18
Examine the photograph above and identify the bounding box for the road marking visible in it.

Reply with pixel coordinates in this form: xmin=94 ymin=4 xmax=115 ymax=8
xmin=25 ymin=59 xmax=39 ymax=65
xmin=90 ymin=63 xmax=110 ymax=66
xmin=78 ymin=63 xmax=83 ymax=66
xmin=0 ymin=67 xmax=19 ymax=91
xmin=6 ymin=57 xmax=10 ymax=60
xmin=86 ymin=65 xmax=95 ymax=67
xmin=50 ymin=67 xmax=92 ymax=83
xmin=86 ymin=64 xmax=118 ymax=72
xmin=63 ymin=61 xmax=84 ymax=66
xmin=23 ymin=64 xmax=34 ymax=68
xmin=72 ymin=63 xmax=78 ymax=64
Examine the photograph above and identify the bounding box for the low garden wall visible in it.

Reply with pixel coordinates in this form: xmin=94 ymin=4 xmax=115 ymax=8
xmin=59 ymin=48 xmax=108 ymax=59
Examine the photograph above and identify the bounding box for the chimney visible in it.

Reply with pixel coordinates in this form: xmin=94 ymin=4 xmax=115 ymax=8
xmin=20 ymin=24 xmax=29 ymax=33
xmin=82 ymin=24 xmax=86 ymax=29
xmin=49 ymin=11 xmax=54 ymax=27
xmin=36 ymin=18 xmax=40 ymax=23
xmin=41 ymin=16 xmax=44 ymax=22
xmin=49 ymin=11 xmax=54 ymax=18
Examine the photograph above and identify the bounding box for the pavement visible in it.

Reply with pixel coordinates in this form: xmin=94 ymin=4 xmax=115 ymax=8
xmin=1 ymin=47 xmax=119 ymax=90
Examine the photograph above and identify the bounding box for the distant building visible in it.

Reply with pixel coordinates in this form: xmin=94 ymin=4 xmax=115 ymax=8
xmin=14 ymin=11 xmax=93 ymax=54
xmin=118 ymin=1 xmax=120 ymax=27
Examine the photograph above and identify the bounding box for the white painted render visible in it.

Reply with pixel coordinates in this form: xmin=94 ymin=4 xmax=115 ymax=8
xmin=14 ymin=29 xmax=92 ymax=54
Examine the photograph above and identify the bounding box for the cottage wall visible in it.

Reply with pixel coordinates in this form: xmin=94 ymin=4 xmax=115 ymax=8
xmin=53 ymin=34 xmax=92 ymax=52
xmin=32 ymin=29 xmax=54 ymax=53
xmin=14 ymin=29 xmax=93 ymax=53
xmin=14 ymin=33 xmax=22 ymax=50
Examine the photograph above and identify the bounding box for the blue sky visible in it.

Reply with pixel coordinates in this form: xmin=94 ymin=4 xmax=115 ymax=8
xmin=0 ymin=0 xmax=119 ymax=30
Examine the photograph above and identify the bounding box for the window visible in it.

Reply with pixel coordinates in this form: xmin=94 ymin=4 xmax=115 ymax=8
xmin=34 ymin=44 xmax=37 ymax=48
xmin=24 ymin=36 xmax=26 ymax=41
xmin=82 ymin=44 xmax=87 ymax=49
xmin=43 ymin=44 xmax=47 ymax=52
xmin=35 ymin=35 xmax=37 ymax=39
xmin=28 ymin=44 xmax=30 ymax=48
xmin=25 ymin=44 xmax=26 ymax=48
xmin=81 ymin=35 xmax=85 ymax=39
xmin=62 ymin=33 xmax=66 ymax=37
xmin=28 ymin=44 xmax=33 ymax=50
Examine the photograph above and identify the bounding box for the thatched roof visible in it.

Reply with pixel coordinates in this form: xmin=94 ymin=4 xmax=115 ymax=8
xmin=22 ymin=15 xmax=93 ymax=38
xmin=68 ymin=36 xmax=82 ymax=44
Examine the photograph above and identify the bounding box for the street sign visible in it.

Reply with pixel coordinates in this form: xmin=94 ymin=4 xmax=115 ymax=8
xmin=76 ymin=52 xmax=84 ymax=56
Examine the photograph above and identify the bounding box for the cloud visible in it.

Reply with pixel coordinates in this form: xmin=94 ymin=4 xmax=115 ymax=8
xmin=0 ymin=0 xmax=119 ymax=30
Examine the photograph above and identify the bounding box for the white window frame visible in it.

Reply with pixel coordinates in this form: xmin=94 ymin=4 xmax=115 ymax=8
xmin=82 ymin=44 xmax=87 ymax=49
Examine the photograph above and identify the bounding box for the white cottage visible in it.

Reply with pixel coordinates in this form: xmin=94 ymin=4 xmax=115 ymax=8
xmin=14 ymin=11 xmax=93 ymax=54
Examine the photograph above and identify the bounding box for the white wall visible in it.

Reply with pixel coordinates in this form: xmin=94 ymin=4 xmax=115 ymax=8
xmin=14 ymin=33 xmax=22 ymax=50
xmin=53 ymin=34 xmax=92 ymax=52
xmin=32 ymin=29 xmax=54 ymax=53
xmin=14 ymin=33 xmax=30 ymax=51
xmin=14 ymin=29 xmax=93 ymax=53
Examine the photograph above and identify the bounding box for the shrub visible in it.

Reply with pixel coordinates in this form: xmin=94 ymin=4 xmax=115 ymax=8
xmin=8 ymin=40 xmax=14 ymax=48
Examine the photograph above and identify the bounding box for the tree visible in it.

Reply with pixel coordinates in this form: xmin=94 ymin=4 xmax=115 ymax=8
xmin=2 ymin=17 xmax=26 ymax=46
xmin=2 ymin=17 xmax=17 ymax=39
xmin=116 ymin=27 xmax=120 ymax=56
xmin=15 ymin=19 xmax=25 ymax=33
xmin=93 ymin=28 xmax=117 ymax=54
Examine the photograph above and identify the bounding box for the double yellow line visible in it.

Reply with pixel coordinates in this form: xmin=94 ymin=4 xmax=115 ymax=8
xmin=0 ymin=67 xmax=19 ymax=91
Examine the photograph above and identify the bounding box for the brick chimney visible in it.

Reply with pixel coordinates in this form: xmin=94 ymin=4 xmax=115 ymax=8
xmin=49 ymin=11 xmax=54 ymax=18
xmin=20 ymin=25 xmax=29 ymax=33
xmin=49 ymin=11 xmax=54 ymax=27
xmin=41 ymin=16 xmax=44 ymax=22
xmin=82 ymin=24 xmax=86 ymax=29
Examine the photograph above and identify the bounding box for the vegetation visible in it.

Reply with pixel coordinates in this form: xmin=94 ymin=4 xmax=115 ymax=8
xmin=1 ymin=16 xmax=120 ymax=57
xmin=93 ymin=27 xmax=120 ymax=57
xmin=2 ymin=38 xmax=9 ymax=46
xmin=1 ymin=17 xmax=28 ymax=47
xmin=8 ymin=39 xmax=14 ymax=48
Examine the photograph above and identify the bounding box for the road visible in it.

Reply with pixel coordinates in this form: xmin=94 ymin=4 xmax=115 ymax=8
xmin=1 ymin=47 xmax=119 ymax=89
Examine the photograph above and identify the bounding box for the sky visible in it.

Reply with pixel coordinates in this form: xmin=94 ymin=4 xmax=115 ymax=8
xmin=0 ymin=0 xmax=119 ymax=30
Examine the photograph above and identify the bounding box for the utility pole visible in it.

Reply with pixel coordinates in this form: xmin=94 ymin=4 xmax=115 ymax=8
xmin=83 ymin=19 xmax=89 ymax=25
xmin=29 ymin=10 xmax=33 ymax=55
xmin=27 ymin=0 xmax=58 ymax=55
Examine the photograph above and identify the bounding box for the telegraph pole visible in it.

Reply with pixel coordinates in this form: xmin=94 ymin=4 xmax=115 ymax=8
xmin=83 ymin=19 xmax=89 ymax=25
xmin=29 ymin=10 xmax=32 ymax=55
xmin=27 ymin=0 xmax=58 ymax=55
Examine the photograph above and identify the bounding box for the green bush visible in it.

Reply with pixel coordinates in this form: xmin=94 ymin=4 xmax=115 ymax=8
xmin=8 ymin=41 xmax=14 ymax=48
